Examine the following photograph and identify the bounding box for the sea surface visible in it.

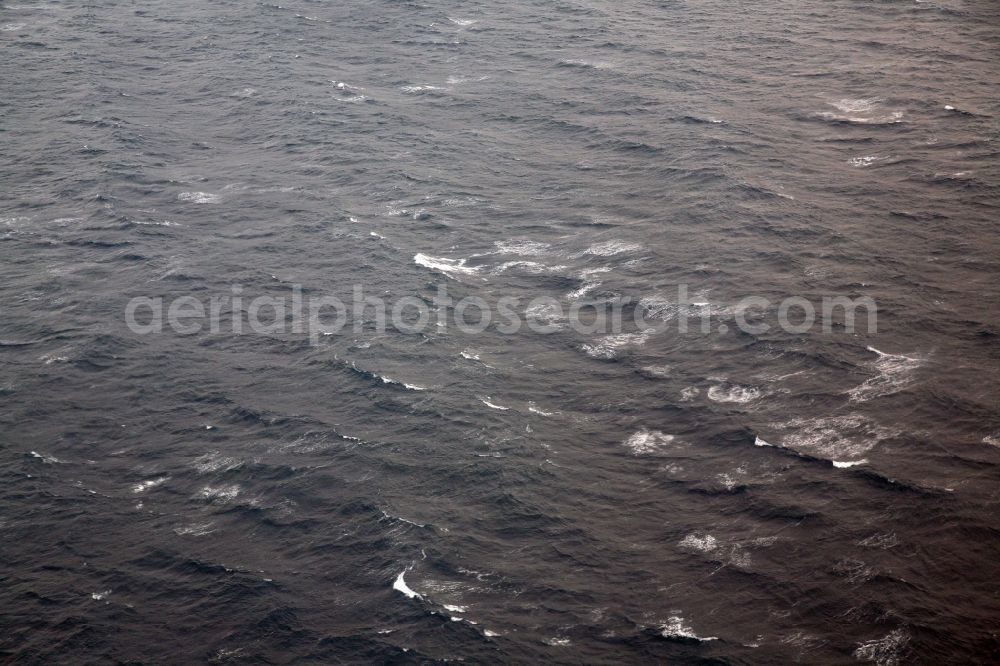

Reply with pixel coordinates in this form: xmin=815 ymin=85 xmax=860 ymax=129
xmin=3 ymin=0 xmax=1000 ymax=663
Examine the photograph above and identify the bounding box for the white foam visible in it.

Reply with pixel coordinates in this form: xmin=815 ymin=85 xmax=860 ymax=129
xmin=858 ymin=532 xmax=899 ymax=549
xmin=393 ymin=570 xmax=422 ymax=599
xmin=641 ymin=365 xmax=672 ymax=378
xmin=40 ymin=352 xmax=70 ymax=364
xmin=448 ymin=17 xmax=478 ymax=26
xmin=849 ymin=347 xmax=921 ymax=402
xmin=379 ymin=375 xmax=427 ymax=391
xmin=544 ymin=637 xmax=572 ymax=646
xmin=494 ymin=239 xmax=551 ymax=256
xmin=199 ymin=485 xmax=241 ymax=502
xmin=480 ymin=397 xmax=510 ymax=411
xmin=661 ymin=615 xmax=718 ymax=642
xmin=443 ymin=604 xmax=467 ymax=613
xmin=644 ymin=293 xmax=729 ymax=322
xmin=853 ymin=629 xmax=909 ymax=666
xmin=754 ymin=436 xmax=773 ymax=447
xmin=460 ymin=350 xmax=480 ymax=361
xmin=849 ymin=156 xmax=891 ymax=167
xmin=174 ymin=522 xmax=216 ymax=536
xmin=680 ymin=386 xmax=700 ymax=401
xmin=944 ymin=105 xmax=955 ymax=111
xmin=832 ymin=97 xmax=881 ymax=113
xmin=582 ymin=331 xmax=651 ymax=360
xmin=401 ymin=85 xmax=447 ymax=93
xmin=679 ymin=534 xmax=718 ymax=552
xmin=833 ymin=459 xmax=868 ymax=469
xmin=133 ymin=477 xmax=168 ymax=493
xmin=707 ymin=385 xmax=762 ymax=404
xmin=133 ymin=219 xmax=176 ymax=227
xmin=331 ymin=80 xmax=362 ymax=93
xmin=566 ymin=284 xmax=595 ymax=299
xmin=29 ymin=451 xmax=63 ymax=464
xmin=91 ymin=590 xmax=111 ymax=601
xmin=525 ymin=302 xmax=565 ymax=328
xmin=381 ymin=510 xmax=426 ymax=528
xmin=493 ymin=260 xmax=556 ymax=274
xmin=177 ymin=192 xmax=220 ymax=204
xmin=777 ymin=414 xmax=897 ymax=460
xmin=193 ymin=452 xmax=243 ymax=474
xmin=983 ymin=435 xmax=1000 ymax=447
xmin=835 ymin=558 xmax=876 ymax=583
xmin=624 ymin=429 xmax=676 ymax=455
xmin=816 ymin=111 xmax=904 ymax=124
xmin=716 ymin=472 xmax=741 ymax=491
xmin=637 ymin=296 xmax=680 ymax=321
xmin=583 ymin=240 xmax=642 ymax=256
xmin=567 ymin=267 xmax=610 ymax=299
xmin=414 ymin=253 xmax=481 ymax=279
xmin=528 ymin=403 xmax=554 ymax=416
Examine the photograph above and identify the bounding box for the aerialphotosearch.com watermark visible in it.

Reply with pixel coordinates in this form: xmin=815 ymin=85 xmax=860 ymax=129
xmin=124 ymin=284 xmax=877 ymax=345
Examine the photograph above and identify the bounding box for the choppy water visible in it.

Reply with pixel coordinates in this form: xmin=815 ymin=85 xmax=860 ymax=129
xmin=3 ymin=0 xmax=1000 ymax=663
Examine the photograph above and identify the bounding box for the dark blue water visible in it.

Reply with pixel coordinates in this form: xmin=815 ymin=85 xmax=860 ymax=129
xmin=2 ymin=0 xmax=1000 ymax=662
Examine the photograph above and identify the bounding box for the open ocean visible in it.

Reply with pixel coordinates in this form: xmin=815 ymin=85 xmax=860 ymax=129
xmin=2 ymin=0 xmax=1000 ymax=663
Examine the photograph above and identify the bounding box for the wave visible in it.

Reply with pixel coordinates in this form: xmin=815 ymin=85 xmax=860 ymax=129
xmin=525 ymin=301 xmax=566 ymax=329
xmin=559 ymin=59 xmax=613 ymax=70
xmin=177 ymin=191 xmax=220 ymax=204
xmin=567 ymin=267 xmax=610 ymax=299
xmin=764 ymin=414 xmax=898 ymax=461
xmin=198 ymin=485 xmax=241 ymax=502
xmin=849 ymin=155 xmax=893 ymax=167
xmin=380 ymin=376 xmax=427 ymax=391
xmin=392 ymin=570 xmax=422 ymax=600
xmin=678 ymin=533 xmax=717 ymax=552
xmin=623 ymin=428 xmax=676 ymax=455
xmin=849 ymin=347 xmax=921 ymax=402
xmin=853 ymin=628 xmax=909 ymax=666
xmin=174 ymin=522 xmax=217 ymax=537
xmin=133 ymin=477 xmax=169 ymax=493
xmin=480 ymin=397 xmax=510 ymax=411
xmin=493 ymin=239 xmax=551 ymax=256
xmin=832 ymin=459 xmax=868 ymax=469
xmin=492 ymin=260 xmax=564 ymax=275
xmin=343 ymin=359 xmax=428 ymax=391
xmin=680 ymin=387 xmax=700 ymax=401
xmin=582 ymin=331 xmax=652 ymax=360
xmin=639 ymin=365 xmax=672 ymax=379
xmin=660 ymin=614 xmax=718 ymax=642
xmin=29 ymin=450 xmax=63 ymax=464
xmin=413 ymin=253 xmax=481 ymax=279
xmin=675 ymin=114 xmax=725 ymax=125
xmin=707 ymin=384 xmax=762 ymax=404
xmin=380 ymin=510 xmax=426 ymax=529
xmin=401 ymin=84 xmax=448 ymax=93
xmin=832 ymin=97 xmax=881 ymax=113
xmin=192 ymin=451 xmax=244 ymax=474
xmin=814 ymin=110 xmax=904 ymax=125
xmin=583 ymin=240 xmax=642 ymax=256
